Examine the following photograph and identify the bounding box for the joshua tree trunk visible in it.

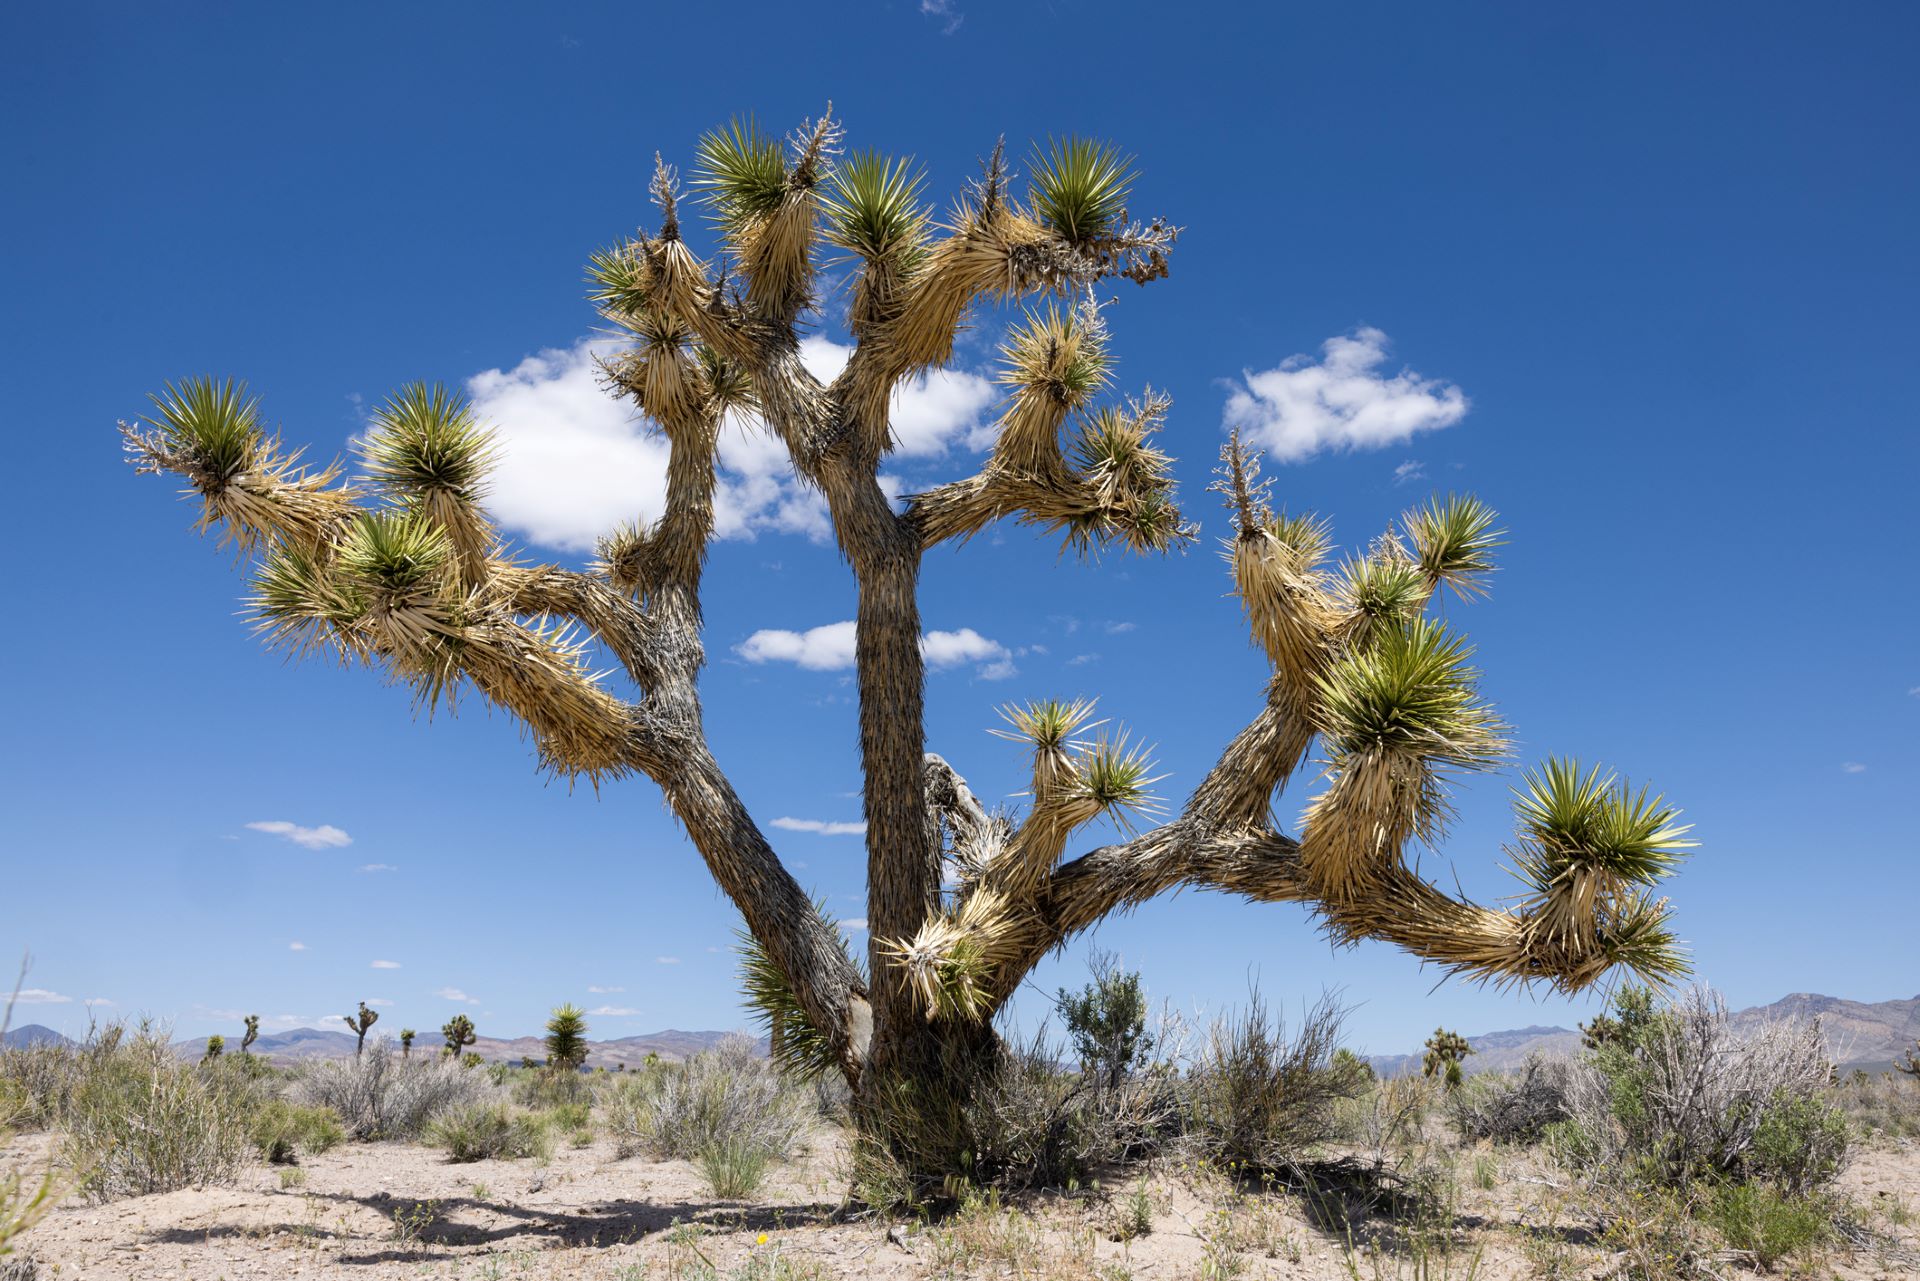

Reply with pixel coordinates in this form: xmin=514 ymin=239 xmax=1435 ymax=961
xmin=123 ymin=110 xmax=1693 ymax=1185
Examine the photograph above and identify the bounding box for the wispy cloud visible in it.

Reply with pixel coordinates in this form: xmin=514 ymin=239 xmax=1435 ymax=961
xmin=920 ymin=0 xmax=963 ymax=34
xmin=588 ymin=1005 xmax=641 ymax=1017
xmin=655 ymin=957 xmax=681 ymax=966
xmin=737 ymin=622 xmax=1011 ymax=677
xmin=772 ymin=817 xmax=868 ymax=836
xmin=465 ymin=336 xmax=994 ymax=553
xmin=358 ymin=863 xmax=398 ymax=873
xmin=586 ymin=984 xmax=624 ymax=994
xmin=1104 ymin=621 xmax=1137 ymax=635
xmin=84 ymin=997 xmax=114 ymax=1009
xmin=1392 ymin=459 xmax=1427 ymax=485
xmin=365 ymin=998 xmax=394 ymax=1007
xmin=1841 ymin=762 xmax=1867 ymax=774
xmin=839 ymin=918 xmax=869 ymax=933
xmin=246 ymin=820 xmax=353 ymax=850
xmin=288 ymin=941 xmax=307 ymax=952
xmin=370 ymin=960 xmax=401 ymax=969
xmin=10 ymin=988 xmax=71 ymax=1005
xmin=434 ymin=987 xmax=480 ymax=1004
xmin=1223 ymin=327 xmax=1467 ymax=462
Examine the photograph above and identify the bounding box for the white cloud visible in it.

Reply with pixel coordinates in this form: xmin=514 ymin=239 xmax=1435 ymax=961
xmin=655 ymin=956 xmax=681 ymax=966
xmin=1067 ymin=653 xmax=1100 ymax=666
xmin=359 ymin=863 xmax=398 ymax=873
xmin=1841 ymin=762 xmax=1867 ymax=774
xmin=1223 ymin=327 xmax=1468 ymax=462
xmin=465 ymin=336 xmax=996 ymax=554
xmin=839 ymin=918 xmax=869 ymax=933
xmin=1104 ymin=621 xmax=1137 ymax=635
xmin=772 ymin=817 xmax=867 ymax=836
xmin=246 ymin=820 xmax=353 ymax=850
xmin=84 ymin=997 xmax=114 ymax=1009
xmin=11 ymin=988 xmax=71 ymax=1005
xmin=370 ymin=960 xmax=401 ymax=969
xmin=920 ymin=0 xmax=963 ymax=34
xmin=1392 ymin=459 xmax=1427 ymax=485
xmin=434 ymin=987 xmax=480 ymax=1004
xmin=587 ymin=984 xmax=625 ymax=994
xmin=365 ymin=998 xmax=394 ymax=1007
xmin=288 ymin=941 xmax=307 ymax=952
xmin=738 ymin=622 xmax=1012 ymax=678
xmin=588 ymin=1005 xmax=641 ymax=1017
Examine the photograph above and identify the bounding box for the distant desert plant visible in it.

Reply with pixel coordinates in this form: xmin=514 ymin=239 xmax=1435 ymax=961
xmin=343 ymin=1002 xmax=379 ymax=1057
xmin=240 ymin=1015 xmax=259 ymax=1055
xmin=203 ymin=1034 xmax=224 ymax=1062
xmin=399 ymin=1028 xmax=415 ymax=1058
xmin=61 ymin=1021 xmax=256 ymax=1201
xmin=601 ymin=1034 xmax=807 ymax=1172
xmin=1898 ymin=1038 xmax=1920 ymax=1078
xmin=293 ymin=1037 xmax=491 ymax=1141
xmin=1830 ymin=1068 xmax=1920 ymax=1139
xmin=544 ymin=1004 xmax=589 ymax=1071
xmin=424 ymin=1101 xmax=551 ymax=1163
xmin=442 ymin=1015 xmax=477 ymax=1059
xmin=1421 ymin=1028 xmax=1473 ymax=1089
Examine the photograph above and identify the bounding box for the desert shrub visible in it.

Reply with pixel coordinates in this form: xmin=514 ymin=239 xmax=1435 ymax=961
xmin=61 ymin=1022 xmax=257 ymax=1201
xmin=601 ymin=1034 xmax=807 ymax=1168
xmin=1829 ymin=1070 xmax=1920 ymax=1139
xmin=424 ymin=1101 xmax=552 ymax=1162
xmin=293 ymin=1036 xmax=492 ymax=1140
xmin=514 ymin=1065 xmax=591 ymax=1111
xmin=1185 ymin=991 xmax=1369 ymax=1177
xmin=0 ymin=1040 xmax=84 ymax=1131
xmin=1449 ymin=1052 xmax=1572 ymax=1145
xmin=1706 ymin=1182 xmax=1834 ymax=1270
xmin=1057 ymin=951 xmax=1154 ymax=1090
xmin=248 ymin=1099 xmax=345 ymax=1164
xmin=1561 ymin=987 xmax=1848 ymax=1194
xmin=698 ymin=1136 xmax=773 ymax=1198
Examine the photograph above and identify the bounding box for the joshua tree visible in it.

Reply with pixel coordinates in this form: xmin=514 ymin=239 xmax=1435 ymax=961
xmin=399 ymin=1027 xmax=415 ymax=1058
xmin=1897 ymin=1040 xmax=1919 ymax=1079
xmin=443 ymin=1014 xmax=477 ymax=1059
xmin=120 ymin=109 xmax=1693 ymax=1179
xmin=343 ymin=1001 xmax=378 ymax=1057
xmin=545 ymin=1004 xmax=590 ymax=1072
xmin=203 ymin=1034 xmax=224 ymax=1062
xmin=240 ymin=1014 xmax=259 ymax=1055
xmin=1422 ymin=1027 xmax=1474 ymax=1088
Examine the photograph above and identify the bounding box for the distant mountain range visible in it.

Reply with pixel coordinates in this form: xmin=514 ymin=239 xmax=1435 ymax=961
xmin=10 ymin=991 xmax=1917 ymax=1076
xmin=1365 ymin=992 xmax=1920 ymax=1077
xmin=2 ymin=1022 xmax=748 ymax=1069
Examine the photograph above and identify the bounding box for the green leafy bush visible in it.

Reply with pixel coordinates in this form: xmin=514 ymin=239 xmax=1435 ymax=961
xmin=1706 ymin=1182 xmax=1833 ymax=1270
xmin=248 ymin=1100 xmax=345 ymax=1164
xmin=424 ymin=1102 xmax=551 ymax=1162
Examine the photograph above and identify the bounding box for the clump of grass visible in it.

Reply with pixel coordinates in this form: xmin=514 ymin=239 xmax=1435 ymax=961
xmin=249 ymin=1099 xmax=344 ymax=1164
xmin=278 ymin=1167 xmax=307 ymax=1190
xmin=1705 ymin=1182 xmax=1834 ymax=1271
xmin=423 ymin=1102 xmax=551 ymax=1163
xmin=697 ymin=1136 xmax=774 ymax=1199
xmin=599 ymin=1034 xmax=807 ymax=1167
xmin=1830 ymin=1070 xmax=1920 ymax=1140
xmin=293 ymin=1037 xmax=492 ymax=1140
xmin=61 ymin=1021 xmax=258 ymax=1201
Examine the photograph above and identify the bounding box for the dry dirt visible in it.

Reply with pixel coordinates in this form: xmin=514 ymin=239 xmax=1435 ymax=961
xmin=6 ymin=1130 xmax=1917 ymax=1279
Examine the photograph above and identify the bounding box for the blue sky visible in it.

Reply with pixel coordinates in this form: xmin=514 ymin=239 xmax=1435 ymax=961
xmin=3 ymin=2 xmax=1915 ymax=1054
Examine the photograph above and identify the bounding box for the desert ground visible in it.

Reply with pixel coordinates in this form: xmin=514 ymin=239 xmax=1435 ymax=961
xmin=7 ymin=1126 xmax=1917 ymax=1280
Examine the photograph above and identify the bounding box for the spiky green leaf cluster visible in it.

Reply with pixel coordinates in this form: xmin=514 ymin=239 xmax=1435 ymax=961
xmin=1315 ymin=618 xmax=1506 ymax=768
xmin=1028 ymin=137 xmax=1134 ymax=243
xmin=359 ymin=383 xmax=495 ymax=499
xmin=1001 ymin=303 xmax=1112 ymax=406
xmin=994 ymin=697 xmax=1100 ymax=752
xmin=1068 ymin=731 xmax=1166 ymax=833
xmin=587 ymin=244 xmax=653 ymax=316
xmin=1339 ymin=554 xmax=1428 ymax=637
xmin=336 ymin=511 xmax=452 ymax=599
xmin=821 ymin=150 xmax=926 ymax=263
xmin=737 ymin=906 xmax=854 ymax=1082
xmin=544 ymin=1003 xmax=590 ymax=1071
xmin=1511 ymin=759 xmax=1694 ymax=889
xmin=1405 ymin=494 xmax=1502 ymax=598
xmin=251 ymin=542 xmax=368 ymax=654
xmin=146 ymin=376 xmax=262 ymax=484
xmin=693 ymin=118 xmax=788 ymax=233
xmin=1263 ymin=512 xmax=1334 ymax=568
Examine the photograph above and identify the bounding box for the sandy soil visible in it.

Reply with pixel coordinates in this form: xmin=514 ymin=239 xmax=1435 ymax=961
xmin=6 ymin=1130 xmax=1916 ymax=1279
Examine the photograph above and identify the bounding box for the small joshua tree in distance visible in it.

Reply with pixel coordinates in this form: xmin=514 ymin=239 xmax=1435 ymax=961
xmin=1422 ymin=1027 xmax=1474 ymax=1088
xmin=203 ymin=1034 xmax=224 ymax=1062
xmin=240 ymin=1014 xmax=259 ymax=1055
xmin=1896 ymin=1038 xmax=1919 ymax=1078
xmin=343 ymin=1001 xmax=378 ymax=1057
xmin=443 ymin=1013 xmax=477 ymax=1059
xmin=545 ymin=1003 xmax=590 ymax=1072
xmin=399 ymin=1027 xmax=415 ymax=1058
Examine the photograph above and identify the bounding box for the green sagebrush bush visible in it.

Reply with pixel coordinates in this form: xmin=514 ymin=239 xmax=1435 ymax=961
xmin=248 ymin=1099 xmax=345 ymax=1164
xmin=293 ymin=1036 xmax=493 ymax=1140
xmin=424 ymin=1101 xmax=552 ymax=1163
